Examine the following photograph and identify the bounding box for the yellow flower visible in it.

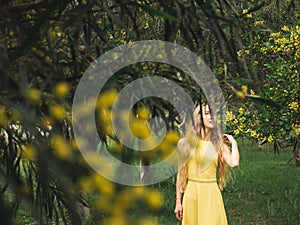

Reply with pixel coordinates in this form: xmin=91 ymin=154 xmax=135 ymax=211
xmin=146 ymin=191 xmax=163 ymax=209
xmin=267 ymin=135 xmax=273 ymax=143
xmin=25 ymin=88 xmax=41 ymax=104
xmin=0 ymin=106 xmax=8 ymax=127
xmin=120 ymin=29 xmax=126 ymax=35
xmin=242 ymin=9 xmax=248 ymax=14
xmin=44 ymin=56 xmax=52 ymax=63
xmin=270 ymin=32 xmax=281 ymax=38
xmin=130 ymin=186 xmax=147 ymax=198
xmin=109 ymin=34 xmax=114 ymax=39
xmin=93 ymin=173 xmax=115 ymax=195
xmin=236 ymin=50 xmax=243 ymax=57
xmin=250 ymin=130 xmax=257 ymax=138
xmin=22 ymin=145 xmax=37 ymax=160
xmin=10 ymin=109 xmax=21 ymax=123
xmin=282 ymin=25 xmax=289 ymax=31
xmin=226 ymin=111 xmax=235 ymax=122
xmin=236 ymin=91 xmax=245 ymax=99
xmin=130 ymin=119 xmax=151 ymax=139
xmin=250 ymin=89 xmax=255 ymax=95
xmin=295 ymin=125 xmax=300 ymax=136
xmin=164 ymin=131 xmax=180 ymax=144
xmin=138 ymin=218 xmax=159 ymax=225
xmin=288 ymin=102 xmax=298 ymax=111
xmin=239 ymin=116 xmax=246 ymax=123
xmin=246 ymin=13 xmax=253 ymax=18
xmin=49 ymin=105 xmax=66 ymax=120
xmin=137 ymin=106 xmax=151 ymax=121
xmin=51 ymin=135 xmax=72 ymax=159
xmin=238 ymin=107 xmax=245 ymax=115
xmin=159 ymin=131 xmax=180 ymax=158
xmin=254 ymin=20 xmax=264 ymax=26
xmin=233 ymin=130 xmax=240 ymax=135
xmin=241 ymin=85 xmax=248 ymax=94
xmin=144 ymin=22 xmax=149 ymax=29
xmin=105 ymin=216 xmax=127 ymax=225
xmin=97 ymin=89 xmax=118 ymax=110
xmin=54 ymin=82 xmax=70 ymax=98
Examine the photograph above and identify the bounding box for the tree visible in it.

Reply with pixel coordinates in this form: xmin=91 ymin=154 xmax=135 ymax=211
xmin=1 ymin=0 xmax=298 ymax=224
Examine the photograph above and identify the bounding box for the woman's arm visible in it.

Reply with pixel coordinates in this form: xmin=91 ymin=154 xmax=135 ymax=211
xmin=174 ymin=172 xmax=183 ymax=221
xmin=222 ymin=134 xmax=240 ymax=168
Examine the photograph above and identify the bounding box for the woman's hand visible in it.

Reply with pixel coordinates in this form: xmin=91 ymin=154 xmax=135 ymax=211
xmin=222 ymin=134 xmax=237 ymax=145
xmin=174 ymin=200 xmax=183 ymax=221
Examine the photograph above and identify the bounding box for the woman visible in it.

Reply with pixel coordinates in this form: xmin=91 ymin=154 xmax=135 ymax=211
xmin=174 ymin=104 xmax=240 ymax=225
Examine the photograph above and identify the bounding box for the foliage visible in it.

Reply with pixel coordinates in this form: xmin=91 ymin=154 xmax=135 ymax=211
xmin=0 ymin=0 xmax=299 ymax=224
xmin=225 ymin=1 xmax=299 ymax=154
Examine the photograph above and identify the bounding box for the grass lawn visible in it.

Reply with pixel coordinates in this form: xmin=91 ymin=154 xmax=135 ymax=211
xmin=14 ymin=141 xmax=300 ymax=225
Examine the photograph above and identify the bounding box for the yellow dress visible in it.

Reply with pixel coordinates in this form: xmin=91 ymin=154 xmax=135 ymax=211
xmin=182 ymin=141 xmax=228 ymax=225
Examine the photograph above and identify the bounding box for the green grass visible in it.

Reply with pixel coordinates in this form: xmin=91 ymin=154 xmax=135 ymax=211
xmin=14 ymin=141 xmax=300 ymax=224
xmin=223 ymin=143 xmax=300 ymax=225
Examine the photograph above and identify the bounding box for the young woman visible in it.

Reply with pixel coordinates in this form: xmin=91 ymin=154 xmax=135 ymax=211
xmin=174 ymin=104 xmax=240 ymax=225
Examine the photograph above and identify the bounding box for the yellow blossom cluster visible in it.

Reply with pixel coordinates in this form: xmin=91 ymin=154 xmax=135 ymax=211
xmin=268 ymin=25 xmax=300 ymax=58
xmin=0 ymin=106 xmax=22 ymax=127
xmin=96 ymin=89 xmax=118 ymax=136
xmin=236 ymin=85 xmax=248 ymax=99
xmin=253 ymin=20 xmax=264 ymax=27
xmin=292 ymin=124 xmax=300 ymax=136
xmin=288 ymin=102 xmax=299 ymax=111
xmin=108 ymin=28 xmax=132 ymax=45
xmin=226 ymin=108 xmax=274 ymax=143
xmin=100 ymin=187 xmax=162 ymax=225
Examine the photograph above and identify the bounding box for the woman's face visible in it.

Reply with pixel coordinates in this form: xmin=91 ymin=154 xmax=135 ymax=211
xmin=202 ymin=105 xmax=213 ymax=129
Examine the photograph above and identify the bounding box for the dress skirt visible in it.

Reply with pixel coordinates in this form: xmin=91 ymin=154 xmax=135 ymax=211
xmin=182 ymin=179 xmax=228 ymax=225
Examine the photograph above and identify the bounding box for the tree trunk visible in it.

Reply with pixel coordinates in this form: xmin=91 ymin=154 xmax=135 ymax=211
xmin=293 ymin=137 xmax=300 ymax=167
xmin=140 ymin=157 xmax=151 ymax=184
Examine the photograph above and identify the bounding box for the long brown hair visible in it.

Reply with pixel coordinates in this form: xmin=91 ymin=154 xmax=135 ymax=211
xmin=178 ymin=104 xmax=230 ymax=192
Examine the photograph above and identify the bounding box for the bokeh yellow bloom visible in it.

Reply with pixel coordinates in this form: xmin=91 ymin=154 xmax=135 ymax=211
xmin=22 ymin=145 xmax=37 ymax=160
xmin=137 ymin=106 xmax=151 ymax=120
xmin=241 ymin=85 xmax=248 ymax=94
xmin=97 ymin=89 xmax=118 ymax=109
xmin=51 ymin=135 xmax=72 ymax=159
xmin=138 ymin=218 xmax=159 ymax=225
xmin=49 ymin=105 xmax=66 ymax=120
xmin=0 ymin=106 xmax=8 ymax=126
xmin=54 ymin=82 xmax=70 ymax=98
xmin=130 ymin=119 xmax=151 ymax=139
xmin=25 ymin=88 xmax=41 ymax=104
xmin=236 ymin=91 xmax=245 ymax=99
xmin=146 ymin=191 xmax=163 ymax=209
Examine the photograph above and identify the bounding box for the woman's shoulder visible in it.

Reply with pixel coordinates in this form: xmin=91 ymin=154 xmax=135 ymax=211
xmin=176 ymin=136 xmax=199 ymax=155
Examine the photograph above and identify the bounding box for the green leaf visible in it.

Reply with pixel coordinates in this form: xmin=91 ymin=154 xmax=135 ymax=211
xmin=245 ymin=94 xmax=281 ymax=109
